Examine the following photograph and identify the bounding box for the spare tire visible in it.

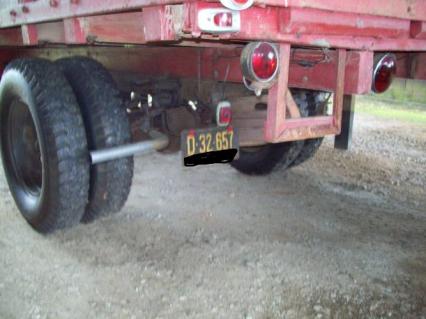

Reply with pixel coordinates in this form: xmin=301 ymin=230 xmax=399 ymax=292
xmin=230 ymin=89 xmax=309 ymax=175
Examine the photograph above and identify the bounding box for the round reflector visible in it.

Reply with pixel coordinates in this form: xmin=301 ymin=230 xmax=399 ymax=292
xmin=219 ymin=0 xmax=254 ymax=10
xmin=372 ymin=54 xmax=396 ymax=94
xmin=251 ymin=42 xmax=278 ymax=81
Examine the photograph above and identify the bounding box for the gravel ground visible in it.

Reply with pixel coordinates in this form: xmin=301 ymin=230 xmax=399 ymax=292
xmin=0 ymin=109 xmax=425 ymax=319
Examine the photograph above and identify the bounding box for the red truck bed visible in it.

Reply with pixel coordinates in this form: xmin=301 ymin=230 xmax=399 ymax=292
xmin=0 ymin=0 xmax=425 ymax=145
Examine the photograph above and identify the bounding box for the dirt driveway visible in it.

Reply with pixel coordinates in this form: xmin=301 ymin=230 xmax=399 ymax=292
xmin=0 ymin=104 xmax=425 ymax=319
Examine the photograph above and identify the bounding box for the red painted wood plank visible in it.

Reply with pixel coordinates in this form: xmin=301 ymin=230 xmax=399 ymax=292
xmin=288 ymin=50 xmax=373 ymax=95
xmin=79 ymin=12 xmax=146 ymax=44
xmin=218 ymin=31 xmax=426 ymax=51
xmin=0 ymin=0 xmax=181 ymax=28
xmin=63 ymin=18 xmax=86 ymax=43
xmin=37 ymin=21 xmax=65 ymax=43
xmin=265 ymin=43 xmax=291 ymax=142
xmin=271 ymin=123 xmax=339 ymax=142
xmin=141 ymin=6 xmax=178 ymax=42
xmin=187 ymin=2 xmax=426 ymax=51
xmin=264 ymin=48 xmax=346 ymax=143
xmin=30 ymin=45 xmax=368 ymax=94
xmin=13 ymin=10 xmax=175 ymax=45
xmin=280 ymin=8 xmax=410 ymax=39
xmin=257 ymin=0 xmax=426 ymax=22
xmin=332 ymin=49 xmax=346 ymax=133
xmin=1 ymin=2 xmax=425 ymax=52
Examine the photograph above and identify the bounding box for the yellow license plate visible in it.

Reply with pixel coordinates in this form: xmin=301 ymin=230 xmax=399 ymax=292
xmin=181 ymin=126 xmax=239 ymax=166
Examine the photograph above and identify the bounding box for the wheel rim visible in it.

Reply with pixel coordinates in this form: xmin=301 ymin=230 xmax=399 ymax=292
xmin=5 ymin=99 xmax=43 ymax=198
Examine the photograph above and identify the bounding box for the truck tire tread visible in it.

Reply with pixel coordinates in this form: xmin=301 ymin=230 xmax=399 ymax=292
xmin=57 ymin=57 xmax=133 ymax=223
xmin=0 ymin=58 xmax=90 ymax=233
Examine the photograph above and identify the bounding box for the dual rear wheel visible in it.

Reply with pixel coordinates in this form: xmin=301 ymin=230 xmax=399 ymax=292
xmin=0 ymin=57 xmax=133 ymax=233
xmin=231 ymin=90 xmax=328 ymax=175
xmin=0 ymin=57 xmax=327 ymax=232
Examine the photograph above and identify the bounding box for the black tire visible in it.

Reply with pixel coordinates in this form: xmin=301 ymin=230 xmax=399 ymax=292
xmin=231 ymin=142 xmax=304 ymax=175
xmin=231 ymin=90 xmax=310 ymax=175
xmin=290 ymin=90 xmax=329 ymax=167
xmin=56 ymin=57 xmax=133 ymax=223
xmin=0 ymin=58 xmax=90 ymax=233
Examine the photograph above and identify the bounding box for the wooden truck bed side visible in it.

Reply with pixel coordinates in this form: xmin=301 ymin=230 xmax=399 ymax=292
xmin=0 ymin=0 xmax=425 ymax=51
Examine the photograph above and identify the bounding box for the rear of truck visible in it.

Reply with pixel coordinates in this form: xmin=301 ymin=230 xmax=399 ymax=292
xmin=0 ymin=0 xmax=425 ymax=233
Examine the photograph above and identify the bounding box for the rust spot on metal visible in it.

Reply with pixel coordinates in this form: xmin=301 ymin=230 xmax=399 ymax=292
xmin=21 ymin=6 xmax=30 ymax=13
xmin=9 ymin=10 xmax=17 ymax=17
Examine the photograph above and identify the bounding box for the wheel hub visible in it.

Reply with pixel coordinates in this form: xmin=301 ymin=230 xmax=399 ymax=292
xmin=7 ymin=99 xmax=43 ymax=196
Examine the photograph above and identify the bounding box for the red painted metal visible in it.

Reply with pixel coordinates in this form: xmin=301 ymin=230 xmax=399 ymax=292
xmin=265 ymin=46 xmax=346 ymax=143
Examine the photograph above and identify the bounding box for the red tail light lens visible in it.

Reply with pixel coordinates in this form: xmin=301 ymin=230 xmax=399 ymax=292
xmin=216 ymin=101 xmax=232 ymax=126
xmin=372 ymin=54 xmax=396 ymax=94
xmin=251 ymin=42 xmax=278 ymax=80
xmin=213 ymin=12 xmax=233 ymax=27
xmin=240 ymin=42 xmax=280 ymax=89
